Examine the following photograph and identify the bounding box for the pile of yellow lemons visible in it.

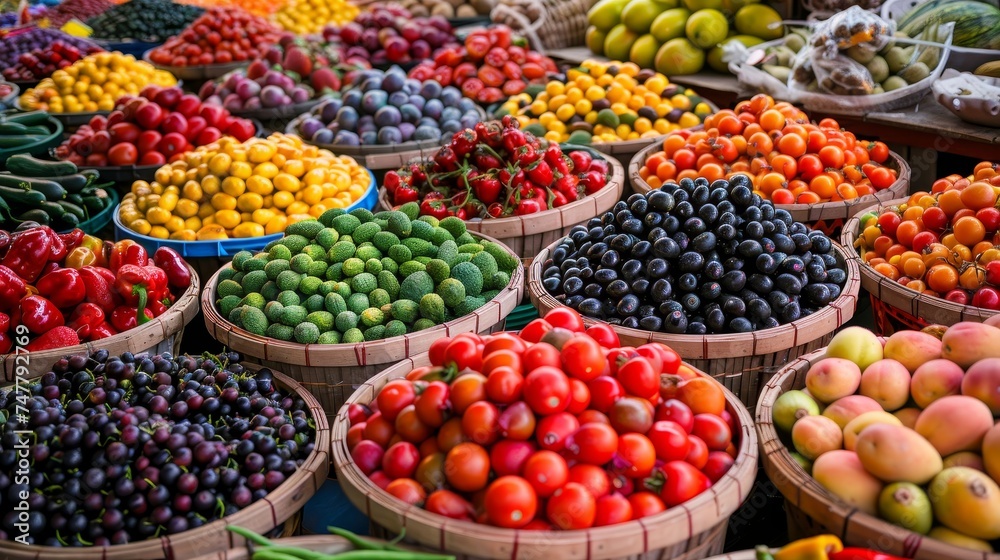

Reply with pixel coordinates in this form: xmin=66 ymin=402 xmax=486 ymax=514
xmin=272 ymin=0 xmax=358 ymax=35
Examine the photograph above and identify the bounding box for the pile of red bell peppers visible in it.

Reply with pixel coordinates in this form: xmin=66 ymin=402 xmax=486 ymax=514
xmin=0 ymin=224 xmax=192 ymax=352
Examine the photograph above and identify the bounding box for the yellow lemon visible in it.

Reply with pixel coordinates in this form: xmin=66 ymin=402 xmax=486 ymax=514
xmin=273 ymin=173 xmax=301 ymax=193
xmin=252 ymin=208 xmax=277 ymax=225
xmin=146 ymin=206 xmax=171 ymax=225
xmin=230 ymin=161 xmax=253 ymax=180
xmin=184 ymin=217 xmax=202 ymax=231
xmin=264 ymin=216 xmax=288 ymax=235
xmin=248 ymin=142 xmax=277 ymax=163
xmin=246 ymin=175 xmax=274 ymax=196
xmin=286 ymin=201 xmax=309 ymax=215
xmin=164 ymin=216 xmax=185 ymax=233
xmin=208 ymin=153 xmax=232 ymax=175
xmin=149 ymin=226 xmax=169 ymax=240
xmin=233 ymin=222 xmax=265 ymax=238
xmin=201 ymin=175 xmax=220 ymax=197
xmin=272 ymin=190 xmax=294 ymax=209
xmin=254 ymin=161 xmax=279 ymax=179
xmin=214 ymin=209 xmax=242 ymax=229
xmin=211 ymin=193 xmax=237 ymax=211
xmin=221 ymin=176 xmax=246 ymax=197
xmin=197 ymin=224 xmax=228 ymax=240
xmin=129 ymin=219 xmax=152 ymax=235
xmin=237 ymin=192 xmax=264 ymax=212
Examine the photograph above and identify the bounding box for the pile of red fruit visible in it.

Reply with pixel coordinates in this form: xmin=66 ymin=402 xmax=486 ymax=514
xmin=54 ymin=85 xmax=256 ymax=167
xmin=408 ymin=25 xmax=557 ymax=105
xmin=2 ymin=40 xmax=104 ymax=83
xmin=384 ymin=117 xmax=610 ymax=218
xmin=42 ymin=0 xmax=113 ymax=27
xmin=321 ymin=3 xmax=457 ymax=68
xmin=346 ymin=307 xmax=742 ymax=529
xmin=147 ymin=7 xmax=281 ymax=67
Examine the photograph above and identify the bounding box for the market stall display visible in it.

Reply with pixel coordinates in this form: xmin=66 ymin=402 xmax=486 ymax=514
xmin=0 ymin=154 xmax=116 ymax=231
xmin=272 ymin=0 xmax=358 ymax=35
xmin=757 ymin=323 xmax=1000 ymax=559
xmin=0 ymin=29 xmax=103 ymax=86
xmin=322 ymin=4 xmax=458 ymax=69
xmin=332 ymin=311 xmax=757 ymax=558
xmin=39 ymin=0 xmax=113 ymax=27
xmin=396 ymin=0 xmax=493 ymax=19
xmin=0 ymin=351 xmax=330 ymax=559
xmin=87 ymin=0 xmax=205 ymax=44
xmin=1 ymin=40 xmax=105 ymax=86
xmin=491 ymin=0 xmax=592 ymax=51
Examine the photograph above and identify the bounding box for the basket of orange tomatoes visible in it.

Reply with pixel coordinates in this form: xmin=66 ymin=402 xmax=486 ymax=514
xmin=841 ymin=160 xmax=1000 ymax=335
xmin=629 ymin=94 xmax=909 ymax=237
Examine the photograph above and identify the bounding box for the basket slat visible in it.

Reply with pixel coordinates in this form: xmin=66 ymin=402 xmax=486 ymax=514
xmin=0 ymin=363 xmax=330 ymax=560
xmin=756 ymin=349 xmax=997 ymax=560
xmin=527 ymin=237 xmax=861 ymax=408
xmin=332 ymin=353 xmax=758 ymax=560
xmin=840 ymin=197 xmax=1000 ymax=332
xmin=202 ymin=233 xmax=525 ymax=418
xmin=0 ymin=263 xmax=200 ymax=381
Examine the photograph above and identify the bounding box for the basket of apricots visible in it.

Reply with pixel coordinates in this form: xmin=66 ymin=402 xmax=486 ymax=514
xmin=841 ymin=161 xmax=1000 ymax=334
xmin=629 ymin=94 xmax=909 ymax=236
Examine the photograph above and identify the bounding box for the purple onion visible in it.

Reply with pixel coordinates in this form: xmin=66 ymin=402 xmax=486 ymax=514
xmin=236 ymin=79 xmax=261 ymax=101
xmin=290 ymin=87 xmax=310 ymax=104
xmin=242 ymin=97 xmax=262 ymax=111
xmin=260 ymin=85 xmax=284 ymax=108
xmin=299 ymin=118 xmax=324 ymax=138
xmin=223 ymin=93 xmax=243 ymax=112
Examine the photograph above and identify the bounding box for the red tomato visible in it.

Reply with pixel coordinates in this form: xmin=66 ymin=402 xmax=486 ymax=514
xmin=593 ymin=493 xmax=633 ymax=527
xmin=347 ymin=403 xmax=369 ymax=426
xmin=544 ymin=307 xmax=585 ymax=332
xmin=977 ymin=207 xmax=1000 ymax=233
xmin=436 ymin=417 xmax=467 ymax=453
xmin=647 ymin=420 xmax=691 ymax=462
xmin=561 ymin=336 xmax=606 ymax=381
xmin=921 ymin=207 xmax=947 ymax=232
xmin=658 ymin=461 xmax=712 ymax=507
xmin=351 ymin=440 xmax=384 ymax=475
xmin=576 ymin=409 xmax=610 ymax=426
xmin=497 ymin=401 xmax=536 ymax=441
xmin=485 ymin=366 xmax=523 ymax=404
xmin=519 ymin=318 xmax=552 ymax=343
xmin=368 ymin=470 xmax=392 ymax=490
xmin=428 ymin=337 xmax=452 ymax=366
xmin=535 ymin=412 xmax=579 ymax=452
xmin=482 ymin=333 xmax=526 ymax=356
xmin=656 ymin=399 xmax=695 ymax=432
xmin=386 ymin=478 xmax=426 ymax=506
xmin=685 ymin=435 xmax=709 ymax=469
xmin=414 ymin=381 xmax=450 ymax=428
xmin=347 ymin=423 xmax=365 ymax=450
xmin=692 ymin=414 xmax=732 ymax=451
xmin=586 ymin=376 xmax=625 ymax=413
xmin=362 ymin=412 xmax=394 ymax=448
xmin=627 ymin=491 xmax=666 ymax=519
xmin=140 ymin=151 xmax=166 ymax=166
xmin=490 ymin=439 xmax=536 ymax=477
xmin=616 ymin=357 xmax=658 ymax=399
xmin=109 ymin=122 xmax=141 ymax=144
xmin=585 ymin=325 xmax=620 ymax=351
xmin=567 ymin=464 xmax=610 ymax=499
xmin=566 ymin=378 xmax=591 ymax=414
xmin=606 ymin=348 xmax=640 ymax=377
xmin=382 ymin=441 xmax=421 ymax=479
xmin=445 ymin=336 xmax=482 ymax=372
xmin=523 ymin=366 xmax=571 ymax=415
xmin=450 ymin=373 xmax=487 ymax=415
xmin=485 ymin=476 xmax=537 ymax=528
xmin=702 ymin=451 xmax=735 ymax=483
xmin=522 ymin=342 xmax=560 ymax=372
xmin=566 ymin=423 xmax=618 ymax=465
xmin=616 ymin=433 xmax=656 ymax=478
xmin=394 ymin=405 xmax=432 ymax=443
xmin=634 ymin=344 xmax=664 ymax=373
xmin=522 ymin=450 xmax=569 ymax=497
xmin=546 ymin=482 xmax=596 ymax=529
xmin=444 ymin=442 xmax=491 ymax=493
xmin=911 ymin=230 xmax=939 ymax=254
xmin=376 ymin=380 xmax=416 ymax=422
xmin=425 ymin=489 xmax=474 ymax=520
xmin=656 ymin=345 xmax=681 ymax=374
xmin=462 ymin=401 xmax=500 ymax=446
xmin=481 ymin=349 xmax=521 ymax=377
xmin=878 ymin=211 xmax=901 ymax=238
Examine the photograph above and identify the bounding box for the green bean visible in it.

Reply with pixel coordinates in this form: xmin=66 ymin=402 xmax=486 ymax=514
xmin=252 ymin=551 xmax=311 ymax=560
xmin=326 ymin=526 xmax=403 ymax=552
xmin=326 ymin=552 xmax=456 ymax=560
xmin=247 ymin=545 xmax=338 ymax=560
xmin=228 ymin=525 xmax=277 ymax=547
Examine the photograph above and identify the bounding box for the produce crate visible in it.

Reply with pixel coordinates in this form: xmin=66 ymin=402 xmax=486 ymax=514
xmin=756 ymin=350 xmax=994 ymax=560
xmin=840 ymin=197 xmax=1000 ymax=335
xmin=0 ymin=262 xmax=199 ymax=380
xmin=378 ymin=146 xmax=626 ymax=263
xmin=0 ymin=362 xmax=330 ymax=560
xmin=528 ymin=239 xmax=861 ymax=409
xmin=629 ymin=144 xmax=912 ymax=238
xmin=332 ymin=353 xmax=758 ymax=560
xmin=201 ymin=232 xmax=525 ymax=420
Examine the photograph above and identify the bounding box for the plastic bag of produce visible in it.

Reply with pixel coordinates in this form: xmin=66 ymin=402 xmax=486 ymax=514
xmin=798 ymin=46 xmax=876 ymax=95
xmin=810 ymin=5 xmax=894 ymax=56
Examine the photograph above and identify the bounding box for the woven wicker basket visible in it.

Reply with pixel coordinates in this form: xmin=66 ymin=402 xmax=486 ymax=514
xmin=202 ymin=233 xmax=524 ymax=420
xmin=489 ymin=0 xmax=598 ymax=52
xmin=378 ymin=149 xmax=626 ymax=263
xmin=0 ymin=363 xmax=330 ymax=560
xmin=189 ymin=535 xmax=407 ymax=560
xmin=332 ymin=352 xmax=758 ymax=560
xmin=756 ymin=350 xmax=996 ymax=560
xmin=527 ymin=238 xmax=861 ymax=409
xmin=628 ymin=144 xmax=912 ymax=237
xmin=840 ymin=197 xmax=1000 ymax=334
xmin=0 ymin=263 xmax=199 ymax=381
xmin=704 ymin=551 xmax=768 ymax=560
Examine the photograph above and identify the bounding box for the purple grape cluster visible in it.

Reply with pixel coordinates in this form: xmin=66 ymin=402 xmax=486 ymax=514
xmin=0 ymin=350 xmax=316 ymax=547
xmin=0 ymin=28 xmax=99 ymax=69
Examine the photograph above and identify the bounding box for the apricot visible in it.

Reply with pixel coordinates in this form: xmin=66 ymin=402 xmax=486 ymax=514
xmin=859 ymin=359 xmax=910 ymax=411
xmin=843 ymin=411 xmax=902 ymax=451
xmin=823 ymin=395 xmax=883 ymax=429
xmin=792 ymin=415 xmax=843 ymax=460
xmin=915 ymin=395 xmax=994 ymax=457
xmin=893 ymin=407 xmax=921 ymax=429
xmin=883 ymin=330 xmax=942 ymax=373
xmin=961 ymin=357 xmax=1000 ymax=414
xmin=910 ymin=359 xmax=964 ymax=408
xmin=943 ymin=451 xmax=985 ymax=472
xmin=855 ymin=424 xmax=942 ymax=484
xmin=805 ymin=358 xmax=862 ymax=404
xmin=812 ymin=449 xmax=884 ymax=515
xmin=927 ymin=467 xmax=1000 ymax=540
xmin=941 ymin=322 xmax=1000 ymax=369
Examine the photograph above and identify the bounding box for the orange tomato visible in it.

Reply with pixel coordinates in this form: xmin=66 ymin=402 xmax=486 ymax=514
xmin=776 ymin=134 xmax=807 ymax=158
xmin=953 ymin=216 xmax=986 ymax=247
xmin=772 ymin=188 xmax=794 ymax=204
xmin=809 ymin=174 xmax=837 ymax=200
xmin=874 ymin=262 xmax=900 ymax=281
xmin=675 ymin=378 xmax=725 ymax=416
xmin=959 ymin=264 xmax=985 ymax=291
xmin=925 ymin=264 xmax=959 ymax=293
xmin=895 ymin=220 xmax=921 ymax=248
xmin=960 ymin=182 xmax=997 ymax=210
xmin=771 ymin=154 xmax=797 ymax=180
xmin=937 ymin=190 xmax=966 ymax=217
xmin=818 ymin=145 xmax=845 ymax=169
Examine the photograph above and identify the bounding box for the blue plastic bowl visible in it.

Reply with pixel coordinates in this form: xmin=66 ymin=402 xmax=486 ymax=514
xmin=113 ymin=168 xmax=379 ymax=258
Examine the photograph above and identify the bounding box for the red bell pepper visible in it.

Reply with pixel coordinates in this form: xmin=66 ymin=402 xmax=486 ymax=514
xmin=92 ymin=265 xmax=117 ymax=287
xmin=0 ymin=312 xmax=9 ymax=333
xmin=828 ymin=549 xmax=909 ymax=560
xmin=59 ymin=229 xmax=84 ymax=252
xmin=36 ymin=268 xmax=87 ymax=309
xmin=153 ymin=247 xmax=191 ymax=290
xmin=110 ymin=305 xmax=153 ymax=332
xmin=66 ymin=303 xmax=105 ymax=340
xmin=0 ymin=265 xmax=26 ymax=312
xmin=91 ymin=321 xmax=117 ymax=339
xmin=79 ymin=266 xmax=118 ymax=312
xmin=0 ymin=230 xmax=11 ymax=256
xmin=45 ymin=227 xmax=67 ymax=263
xmin=2 ymin=227 xmax=51 ymax=283
xmin=148 ymin=298 xmax=168 ymax=318
xmin=109 ymin=239 xmax=148 ymax=273
xmin=19 ymin=295 xmax=64 ymax=335
xmin=113 ymin=265 xmax=164 ymax=325
xmin=25 ymin=326 xmax=80 ymax=351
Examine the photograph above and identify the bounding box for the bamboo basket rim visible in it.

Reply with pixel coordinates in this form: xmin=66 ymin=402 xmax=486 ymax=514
xmin=188 ymin=535 xmax=428 ymax=560
xmin=628 ymin=142 xmax=912 ymax=221
xmin=331 ymin=352 xmax=758 ymax=560
xmin=377 ymin=149 xmax=626 ymax=239
xmin=527 ymin=236 xmax=861 ymax=363
xmin=754 ymin=349 xmax=998 ymax=560
xmin=0 ymin=262 xmax=200 ymax=382
xmin=840 ymin=196 xmax=1000 ymax=322
xmin=202 ymin=231 xmax=525 ymax=368
xmin=704 ymin=550 xmax=772 ymax=560
xmin=0 ymin=362 xmax=331 ymax=560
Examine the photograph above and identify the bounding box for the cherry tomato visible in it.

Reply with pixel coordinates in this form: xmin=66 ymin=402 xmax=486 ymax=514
xmin=606 ymin=348 xmax=640 ymax=377
xmin=576 ymin=409 xmax=610 ymax=426
xmin=450 ymin=372 xmax=487 ymax=414
xmin=385 ymin=478 xmax=426 ymax=506
xmin=485 ymin=476 xmax=537 ymax=528
xmin=519 ymin=318 xmax=553 ymax=343
xmin=585 ymin=323 xmax=620 ymax=349
xmin=522 ymin=450 xmax=569 ymax=497
xmin=543 ymin=307 xmax=585 ymax=332
xmin=425 ymin=489 xmax=475 ymax=520
xmin=911 ymin=231 xmax=939 ymax=254
xmin=546 ymin=482 xmax=596 ymax=529
xmin=587 ymin=376 xmax=626 ymax=413
xmin=561 ymin=336 xmax=606 ymax=381
xmin=535 ymin=412 xmax=580 ymax=452
xmin=497 ymin=401 xmax=536 ymax=441
xmin=107 ymin=142 xmax=138 ymax=166
xmin=616 ymin=357 xmax=658 ymax=399
xmin=351 ymin=440 xmax=384 ymax=475
xmin=566 ymin=378 xmax=591 ymax=414
xmin=395 ymin=405 xmax=432 ymax=443
xmin=703 ymin=451 xmax=735 ymax=483
xmin=382 ymin=441 xmax=421 ymax=479
xmin=565 ymin=423 xmax=618 ymax=465
xmin=608 ymin=396 xmax=654 ymax=434
xmin=522 ymin=342 xmax=561 ymax=372
xmin=428 ymin=337 xmax=452 ymax=366
xmin=567 ymin=464 xmax=610 ymax=498
xmin=376 ymin=379 xmax=416 ymax=422
xmin=593 ymin=493 xmax=633 ymax=527
xmin=462 ymin=401 xmax=501 ymax=446
xmin=414 ymin=381 xmax=451 ymax=428
xmin=445 ymin=336 xmax=482 ymax=372
xmin=523 ymin=366 xmax=571 ymax=415
xmin=444 ymin=442 xmax=491 ymax=492
xmin=485 ymin=366 xmax=524 ymax=404
xmin=685 ymin=435 xmax=709 ymax=469
xmin=490 ymin=439 xmax=536 ymax=477
xmin=878 ymin=211 xmax=901 ymax=238
xmin=627 ymin=491 xmax=666 ymax=519
xmin=647 ymin=420 xmax=691 ymax=462
xmin=616 ymin=433 xmax=656 ymax=478
xmin=658 ymin=461 xmax=712 ymax=507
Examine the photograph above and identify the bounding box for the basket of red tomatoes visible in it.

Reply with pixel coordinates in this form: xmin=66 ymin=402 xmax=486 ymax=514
xmin=379 ymin=116 xmax=625 ymax=260
xmin=332 ymin=307 xmax=757 ymax=560
xmin=631 ymin=94 xmax=909 ymax=237
xmin=841 ymin=161 xmax=1000 ymax=334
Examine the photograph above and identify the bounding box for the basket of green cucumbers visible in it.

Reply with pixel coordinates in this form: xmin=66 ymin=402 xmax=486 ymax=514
xmin=0 ymin=110 xmax=64 ymax=167
xmin=0 ymin=154 xmax=118 ymax=234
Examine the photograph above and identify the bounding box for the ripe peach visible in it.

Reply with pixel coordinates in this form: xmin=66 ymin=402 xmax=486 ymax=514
xmin=855 ymin=424 xmax=942 ymax=484
xmin=813 ymin=449 xmax=884 ymax=515
xmin=893 ymin=407 xmax=921 ymax=429
xmin=943 ymin=451 xmax=986 ymax=472
xmin=792 ymin=415 xmax=843 ymax=461
xmin=941 ymin=322 xmax=1000 ymax=369
xmin=910 ymin=359 xmax=964 ymax=408
xmin=915 ymin=395 xmax=994 ymax=457
xmin=984 ymin=423 xmax=1000 ymax=484
xmin=823 ymin=395 xmax=883 ymax=429
xmin=859 ymin=359 xmax=910 ymax=411
xmin=825 ymin=326 xmax=883 ymax=372
xmin=961 ymin=357 xmax=1000 ymax=415
xmin=883 ymin=330 xmax=942 ymax=373
xmin=805 ymin=358 xmax=862 ymax=404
